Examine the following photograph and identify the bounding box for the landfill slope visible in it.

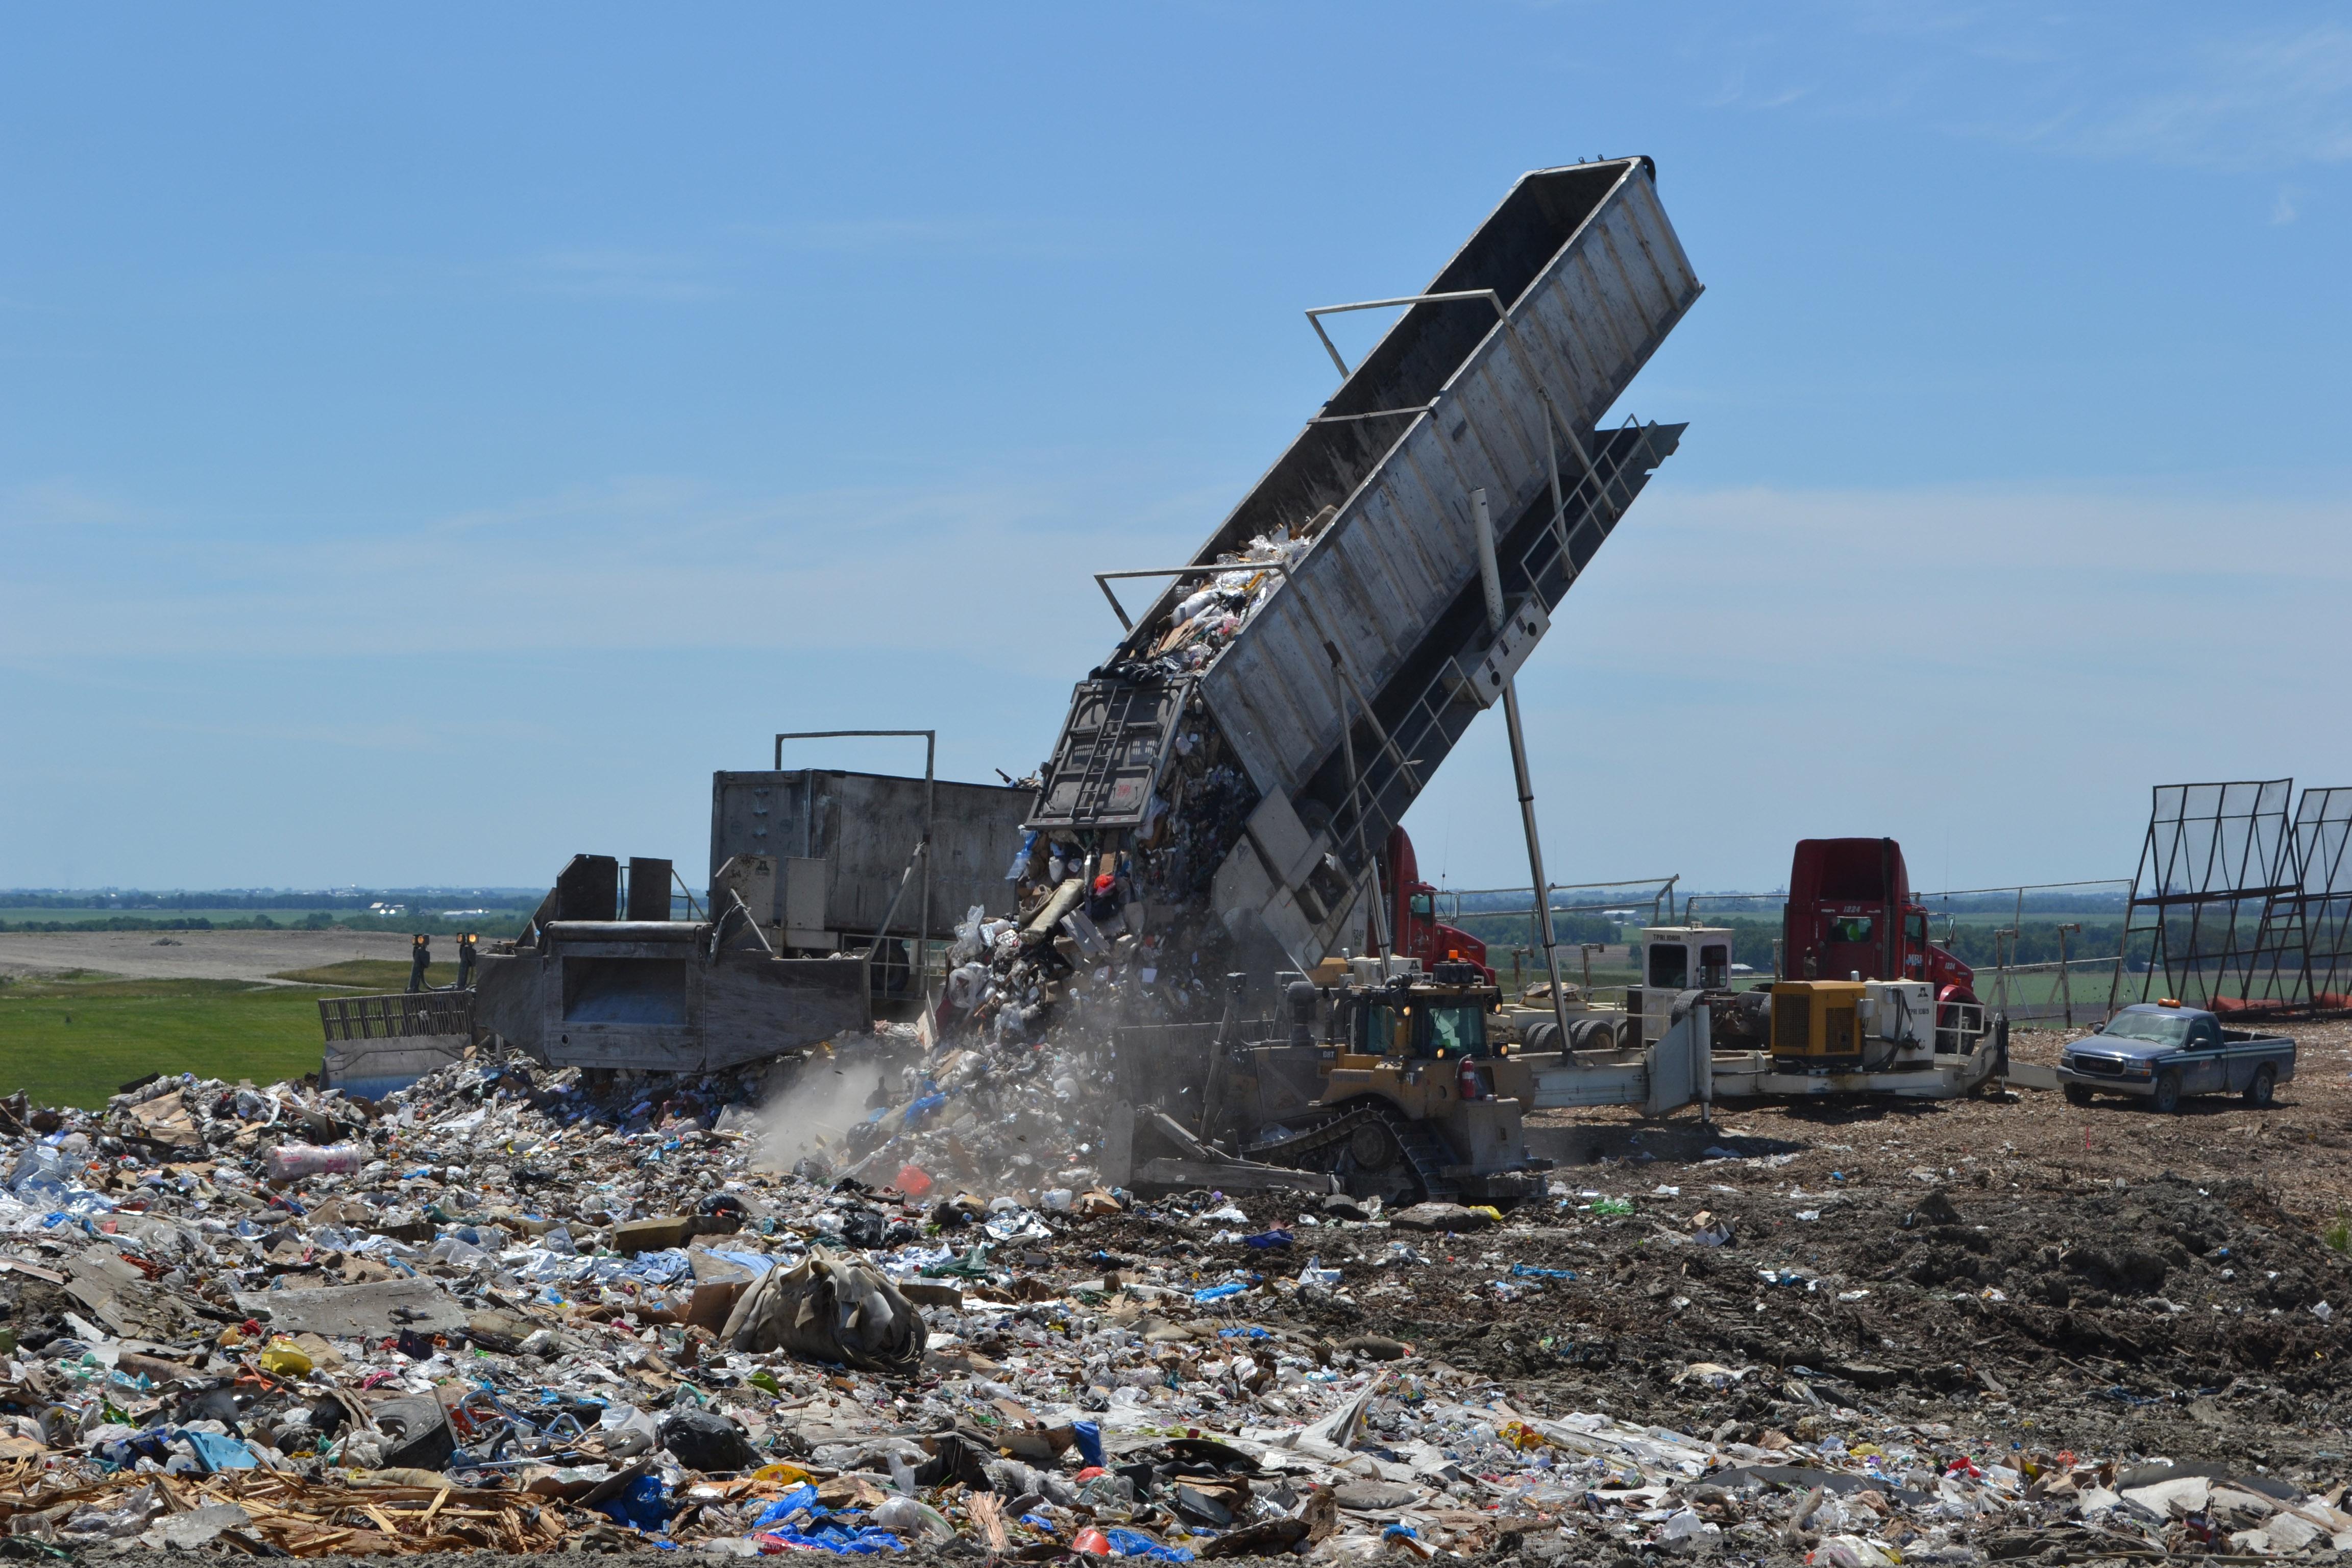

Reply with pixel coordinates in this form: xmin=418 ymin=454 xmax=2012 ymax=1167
xmin=0 ymin=1021 xmax=2342 ymax=1562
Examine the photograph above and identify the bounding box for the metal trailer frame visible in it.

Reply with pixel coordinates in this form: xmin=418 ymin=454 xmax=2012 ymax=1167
xmin=2110 ymin=780 xmax=2301 ymax=1014
xmin=1031 ymin=158 xmax=1700 ymax=973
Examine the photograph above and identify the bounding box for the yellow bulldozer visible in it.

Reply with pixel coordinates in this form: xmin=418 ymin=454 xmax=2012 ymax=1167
xmin=1148 ymin=958 xmax=1553 ymax=1206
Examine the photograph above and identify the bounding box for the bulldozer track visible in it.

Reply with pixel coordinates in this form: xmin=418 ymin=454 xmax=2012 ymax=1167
xmin=1242 ymin=1099 xmax=1460 ymax=1204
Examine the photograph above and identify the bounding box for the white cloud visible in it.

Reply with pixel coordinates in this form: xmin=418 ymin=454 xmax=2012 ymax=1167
xmin=1701 ymin=7 xmax=2352 ymax=173
xmin=525 ymin=248 xmax=723 ymax=301
xmin=0 ymin=463 xmax=1234 ymax=680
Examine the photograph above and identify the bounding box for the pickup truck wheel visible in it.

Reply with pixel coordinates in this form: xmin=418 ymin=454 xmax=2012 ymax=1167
xmin=2245 ymin=1064 xmax=2276 ymax=1108
xmin=2063 ymin=1084 xmax=2094 ymax=1107
xmin=2151 ymin=1070 xmax=2183 ymax=1115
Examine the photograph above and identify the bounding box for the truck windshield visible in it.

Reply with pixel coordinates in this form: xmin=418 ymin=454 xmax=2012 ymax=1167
xmin=2101 ymin=1012 xmax=2192 ymax=1047
xmin=1424 ymin=1004 xmax=1488 ymax=1057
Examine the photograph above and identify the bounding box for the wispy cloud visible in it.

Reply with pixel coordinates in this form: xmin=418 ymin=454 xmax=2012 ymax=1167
xmin=2042 ymin=23 xmax=2352 ymax=170
xmin=1700 ymin=7 xmax=2352 ymax=173
xmin=525 ymin=247 xmax=723 ymax=301
xmin=731 ymin=215 xmax=1098 ymax=262
xmin=0 ymin=479 xmax=157 ymax=533
xmin=0 ymin=462 xmax=1234 ymax=678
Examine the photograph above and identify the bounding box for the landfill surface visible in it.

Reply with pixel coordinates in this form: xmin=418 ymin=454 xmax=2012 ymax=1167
xmin=0 ymin=1016 xmax=2345 ymax=1564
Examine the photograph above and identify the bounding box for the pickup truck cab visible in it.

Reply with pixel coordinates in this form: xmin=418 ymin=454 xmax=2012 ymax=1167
xmin=2057 ymin=1001 xmax=2295 ymax=1113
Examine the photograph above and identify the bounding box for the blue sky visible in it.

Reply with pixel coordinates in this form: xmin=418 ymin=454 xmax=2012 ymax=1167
xmin=3 ymin=3 xmax=2347 ymax=895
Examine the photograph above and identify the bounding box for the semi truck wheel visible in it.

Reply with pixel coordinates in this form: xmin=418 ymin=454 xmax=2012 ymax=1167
xmin=2151 ymin=1070 xmax=2183 ymax=1115
xmin=2244 ymin=1064 xmax=2276 ymax=1108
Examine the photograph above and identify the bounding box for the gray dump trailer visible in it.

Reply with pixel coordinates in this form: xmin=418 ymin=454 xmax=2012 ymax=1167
xmin=709 ymin=767 xmax=1031 ymax=965
xmin=1030 ymin=157 xmax=1702 ymax=969
xmin=470 ymin=757 xmax=1031 ymax=1074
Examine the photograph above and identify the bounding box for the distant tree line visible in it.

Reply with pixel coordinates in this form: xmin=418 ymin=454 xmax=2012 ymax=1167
xmin=0 ymin=889 xmax=538 ymax=911
xmin=0 ymin=910 xmax=530 ymax=937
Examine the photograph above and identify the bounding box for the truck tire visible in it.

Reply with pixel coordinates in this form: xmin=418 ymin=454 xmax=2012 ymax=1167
xmin=2244 ymin=1064 xmax=2276 ymax=1108
xmin=2064 ymin=1084 xmax=2094 ymax=1107
xmin=2151 ymin=1070 xmax=2183 ymax=1115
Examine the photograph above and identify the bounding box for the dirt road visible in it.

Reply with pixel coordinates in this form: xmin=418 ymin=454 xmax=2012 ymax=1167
xmin=0 ymin=927 xmax=416 ymax=985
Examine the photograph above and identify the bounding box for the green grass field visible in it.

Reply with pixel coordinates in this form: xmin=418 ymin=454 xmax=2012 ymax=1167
xmin=267 ymin=960 xmax=461 ymax=990
xmin=0 ymin=975 xmax=330 ymax=1108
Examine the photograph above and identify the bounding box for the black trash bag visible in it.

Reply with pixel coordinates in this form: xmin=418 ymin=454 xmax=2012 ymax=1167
xmin=839 ymin=1206 xmax=887 ymax=1249
xmin=658 ymin=1409 xmax=760 ymax=1473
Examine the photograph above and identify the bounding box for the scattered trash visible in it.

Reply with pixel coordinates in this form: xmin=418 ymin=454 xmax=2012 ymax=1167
xmin=0 ymin=1004 xmax=2333 ymax=1562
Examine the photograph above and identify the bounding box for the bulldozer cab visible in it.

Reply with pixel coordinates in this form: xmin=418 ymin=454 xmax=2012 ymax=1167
xmin=1339 ymin=974 xmax=1501 ymax=1062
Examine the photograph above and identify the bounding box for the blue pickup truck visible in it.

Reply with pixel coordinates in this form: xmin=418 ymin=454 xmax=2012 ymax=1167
xmin=2057 ymin=1002 xmax=2296 ymax=1113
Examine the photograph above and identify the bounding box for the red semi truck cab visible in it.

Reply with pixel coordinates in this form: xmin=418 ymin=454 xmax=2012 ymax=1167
xmin=1784 ymin=838 xmax=1974 ymax=1003
xmin=1381 ymin=827 xmax=1495 ymax=980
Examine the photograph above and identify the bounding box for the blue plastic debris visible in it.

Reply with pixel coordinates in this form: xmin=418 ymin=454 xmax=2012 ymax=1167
xmin=596 ymin=1472 xmax=673 ymax=1532
xmin=1509 ymin=1264 xmax=1576 ymax=1280
xmin=181 ymin=1429 xmax=257 ymax=1472
xmin=1073 ymin=1419 xmax=1105 ymax=1468
xmin=1191 ymin=1282 xmax=1246 ymax=1304
xmin=1105 ymin=1527 xmax=1194 ymax=1561
xmin=747 ymin=1490 xmax=905 ymax=1556
xmin=1241 ymin=1229 xmax=1293 ymax=1250
xmin=751 ymin=1485 xmax=822 ymax=1528
xmin=1215 ymin=1326 xmax=1271 ymax=1339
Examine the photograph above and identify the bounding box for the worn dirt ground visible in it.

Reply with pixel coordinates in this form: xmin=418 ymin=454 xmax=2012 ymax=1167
xmin=1241 ymin=1019 xmax=2352 ymax=1482
xmin=1033 ymin=1022 xmax=2352 ymax=1477
xmin=0 ymin=929 xmax=415 ymax=986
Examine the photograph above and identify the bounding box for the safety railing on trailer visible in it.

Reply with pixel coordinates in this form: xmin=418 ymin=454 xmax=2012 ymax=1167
xmin=319 ymin=990 xmax=474 ymax=1043
xmin=1325 ymin=418 xmax=1670 ymax=874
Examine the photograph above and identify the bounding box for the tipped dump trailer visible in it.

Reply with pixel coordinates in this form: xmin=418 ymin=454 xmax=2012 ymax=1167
xmin=1029 ymin=158 xmax=1701 ymax=971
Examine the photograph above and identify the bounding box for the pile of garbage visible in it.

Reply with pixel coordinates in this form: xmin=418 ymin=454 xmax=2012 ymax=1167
xmin=938 ymin=526 xmax=1367 ymax=1056
xmin=0 ymin=1061 xmax=2344 ymax=1560
xmin=1093 ymin=524 xmax=1326 ymax=690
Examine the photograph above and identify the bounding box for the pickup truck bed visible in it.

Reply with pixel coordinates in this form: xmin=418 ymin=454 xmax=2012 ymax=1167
xmin=2057 ymin=1003 xmax=2295 ymax=1112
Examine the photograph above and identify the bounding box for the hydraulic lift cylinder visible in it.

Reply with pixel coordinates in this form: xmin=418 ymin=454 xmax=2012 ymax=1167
xmin=1473 ymin=488 xmax=1575 ymax=1059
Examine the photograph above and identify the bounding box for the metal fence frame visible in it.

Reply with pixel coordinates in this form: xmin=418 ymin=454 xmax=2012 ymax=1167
xmin=2111 ymin=780 xmax=2301 ymax=1013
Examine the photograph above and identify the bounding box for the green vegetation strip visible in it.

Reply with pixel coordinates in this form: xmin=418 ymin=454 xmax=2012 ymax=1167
xmin=0 ymin=976 xmax=328 ymax=1109
xmin=266 ymin=960 xmax=462 ymax=990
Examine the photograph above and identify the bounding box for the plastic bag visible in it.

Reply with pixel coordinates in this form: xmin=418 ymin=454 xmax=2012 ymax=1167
xmin=262 ymin=1142 xmax=364 ymax=1182
xmin=869 ymin=1495 xmax=954 ymax=1540
xmin=257 ymin=1337 xmax=312 ymax=1376
xmin=1105 ymin=1527 xmax=1194 ymax=1561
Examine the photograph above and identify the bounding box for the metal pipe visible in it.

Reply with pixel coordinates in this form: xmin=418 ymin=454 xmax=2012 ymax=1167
xmin=1304 ymin=289 xmax=1511 ymax=378
xmin=1473 ymin=487 xmax=1574 ymax=1059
